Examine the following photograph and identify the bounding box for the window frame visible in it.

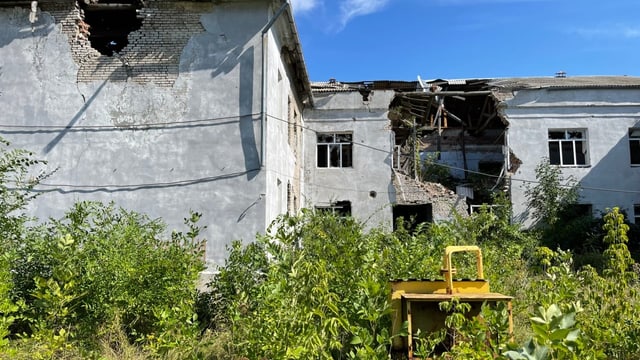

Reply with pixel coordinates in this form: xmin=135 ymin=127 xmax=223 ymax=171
xmin=316 ymin=132 xmax=353 ymax=168
xmin=547 ymin=129 xmax=589 ymax=167
xmin=634 ymin=204 xmax=640 ymax=225
xmin=315 ymin=201 xmax=352 ymax=217
xmin=629 ymin=128 xmax=640 ymax=166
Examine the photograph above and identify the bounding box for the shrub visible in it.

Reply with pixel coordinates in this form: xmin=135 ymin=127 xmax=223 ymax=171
xmin=7 ymin=202 xmax=206 ymax=356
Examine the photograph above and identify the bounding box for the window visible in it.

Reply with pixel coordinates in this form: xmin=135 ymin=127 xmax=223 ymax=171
xmin=393 ymin=204 xmax=432 ymax=231
xmin=316 ymin=201 xmax=351 ymax=217
xmin=629 ymin=128 xmax=640 ymax=165
xmin=317 ymin=133 xmax=353 ymax=168
xmin=548 ymin=129 xmax=588 ymax=166
xmin=635 ymin=204 xmax=640 ymax=224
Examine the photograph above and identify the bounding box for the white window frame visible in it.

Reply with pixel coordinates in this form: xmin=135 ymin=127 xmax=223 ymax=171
xmin=548 ymin=129 xmax=589 ymax=166
xmin=317 ymin=132 xmax=353 ymax=168
xmin=629 ymin=128 xmax=640 ymax=166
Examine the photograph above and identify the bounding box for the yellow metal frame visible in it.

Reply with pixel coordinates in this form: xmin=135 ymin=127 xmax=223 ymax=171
xmin=389 ymin=245 xmax=513 ymax=359
xmin=440 ymin=245 xmax=484 ymax=294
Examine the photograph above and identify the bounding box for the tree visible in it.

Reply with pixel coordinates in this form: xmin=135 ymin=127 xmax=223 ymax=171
xmin=524 ymin=160 xmax=580 ymax=228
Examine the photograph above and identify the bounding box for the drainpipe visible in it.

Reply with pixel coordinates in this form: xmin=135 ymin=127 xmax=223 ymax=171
xmin=260 ymin=1 xmax=290 ymax=168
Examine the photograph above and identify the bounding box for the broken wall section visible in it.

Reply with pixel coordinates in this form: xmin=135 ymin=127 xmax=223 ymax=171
xmin=44 ymin=0 xmax=206 ymax=86
xmin=392 ymin=172 xmax=467 ymax=225
xmin=390 ymin=79 xmax=508 ymax=208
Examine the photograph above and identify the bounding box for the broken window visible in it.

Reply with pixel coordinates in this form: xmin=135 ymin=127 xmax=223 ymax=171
xmin=548 ymin=129 xmax=588 ymax=166
xmin=316 ymin=201 xmax=351 ymax=217
xmin=317 ymin=132 xmax=353 ymax=168
xmin=79 ymin=0 xmax=143 ymax=56
xmin=393 ymin=204 xmax=432 ymax=231
xmin=629 ymin=128 xmax=640 ymax=165
xmin=469 ymin=204 xmax=504 ymax=214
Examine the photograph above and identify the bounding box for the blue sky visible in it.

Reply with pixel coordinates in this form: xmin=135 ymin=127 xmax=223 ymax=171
xmin=290 ymin=0 xmax=640 ymax=82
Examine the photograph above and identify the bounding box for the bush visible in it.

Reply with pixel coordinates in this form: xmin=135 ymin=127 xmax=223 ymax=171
xmin=6 ymin=202 xmax=206 ymax=357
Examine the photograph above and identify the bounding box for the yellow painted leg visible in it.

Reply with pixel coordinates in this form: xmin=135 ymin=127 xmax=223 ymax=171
xmin=407 ymin=300 xmax=413 ymax=359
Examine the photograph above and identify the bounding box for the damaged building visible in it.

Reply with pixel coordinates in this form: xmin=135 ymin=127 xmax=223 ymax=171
xmin=389 ymin=78 xmax=508 ymax=221
xmin=0 ymin=0 xmax=311 ymax=273
xmin=1 ymin=0 xmax=640 ymax=271
xmin=306 ymin=80 xmax=474 ymax=230
xmin=311 ymin=76 xmax=640 ymax=230
xmin=389 ymin=76 xmax=640 ymax=226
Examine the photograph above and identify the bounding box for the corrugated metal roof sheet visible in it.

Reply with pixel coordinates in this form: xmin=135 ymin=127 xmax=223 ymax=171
xmin=311 ymin=81 xmax=355 ymax=93
xmin=490 ymin=76 xmax=640 ymax=90
xmin=314 ymin=76 xmax=640 ymax=94
xmin=311 ymin=80 xmax=419 ymax=93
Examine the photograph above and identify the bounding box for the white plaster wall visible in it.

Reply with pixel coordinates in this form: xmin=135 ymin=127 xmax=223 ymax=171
xmin=263 ymin=25 xmax=304 ymax=228
xmin=504 ymin=88 xmax=640 ymax=226
xmin=303 ymin=90 xmax=395 ymax=229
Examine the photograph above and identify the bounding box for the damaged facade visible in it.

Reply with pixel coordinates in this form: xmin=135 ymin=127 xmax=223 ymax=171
xmin=305 ymin=80 xmax=471 ymax=229
xmin=2 ymin=0 xmax=640 ymax=271
xmin=387 ymin=76 xmax=640 ymax=226
xmin=0 ymin=0 xmax=310 ymax=272
xmin=389 ymin=78 xmax=508 ymax=222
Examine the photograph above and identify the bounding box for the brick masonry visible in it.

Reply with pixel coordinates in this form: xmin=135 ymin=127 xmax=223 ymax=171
xmin=42 ymin=0 xmax=206 ymax=87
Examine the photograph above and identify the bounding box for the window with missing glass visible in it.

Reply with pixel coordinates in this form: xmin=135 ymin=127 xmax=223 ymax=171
xmin=317 ymin=133 xmax=353 ymax=168
xmin=629 ymin=128 xmax=640 ymax=165
xmin=316 ymin=201 xmax=351 ymax=217
xmin=548 ymin=129 xmax=588 ymax=166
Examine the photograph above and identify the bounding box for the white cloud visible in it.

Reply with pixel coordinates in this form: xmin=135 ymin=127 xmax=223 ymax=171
xmin=290 ymin=0 xmax=319 ymax=14
xmin=573 ymin=25 xmax=640 ymax=39
xmin=338 ymin=0 xmax=389 ymax=29
xmin=623 ymin=27 xmax=640 ymax=38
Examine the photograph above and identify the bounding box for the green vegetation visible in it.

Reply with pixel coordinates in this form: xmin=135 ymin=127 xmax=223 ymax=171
xmin=1 ymin=145 xmax=640 ymax=359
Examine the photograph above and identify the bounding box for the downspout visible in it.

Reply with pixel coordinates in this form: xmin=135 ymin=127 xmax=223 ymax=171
xmin=260 ymin=1 xmax=290 ymax=168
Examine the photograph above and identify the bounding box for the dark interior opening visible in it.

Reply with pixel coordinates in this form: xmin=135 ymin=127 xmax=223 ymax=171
xmin=393 ymin=204 xmax=432 ymax=231
xmin=81 ymin=1 xmax=142 ymax=56
xmin=316 ymin=200 xmax=352 ymax=217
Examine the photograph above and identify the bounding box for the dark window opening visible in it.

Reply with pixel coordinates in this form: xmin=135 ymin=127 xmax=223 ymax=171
xmin=559 ymin=203 xmax=592 ymax=219
xmin=393 ymin=204 xmax=432 ymax=231
xmin=316 ymin=201 xmax=351 ymax=217
xmin=80 ymin=1 xmax=143 ymax=56
xmin=478 ymin=161 xmax=502 ymax=176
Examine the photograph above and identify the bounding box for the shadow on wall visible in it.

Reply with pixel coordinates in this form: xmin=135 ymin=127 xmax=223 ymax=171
xmin=42 ymin=79 xmax=108 ymax=154
xmin=238 ymin=46 xmax=260 ymax=180
xmin=579 ymin=122 xmax=640 ymax=214
xmin=0 ymin=7 xmax=55 ymax=48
